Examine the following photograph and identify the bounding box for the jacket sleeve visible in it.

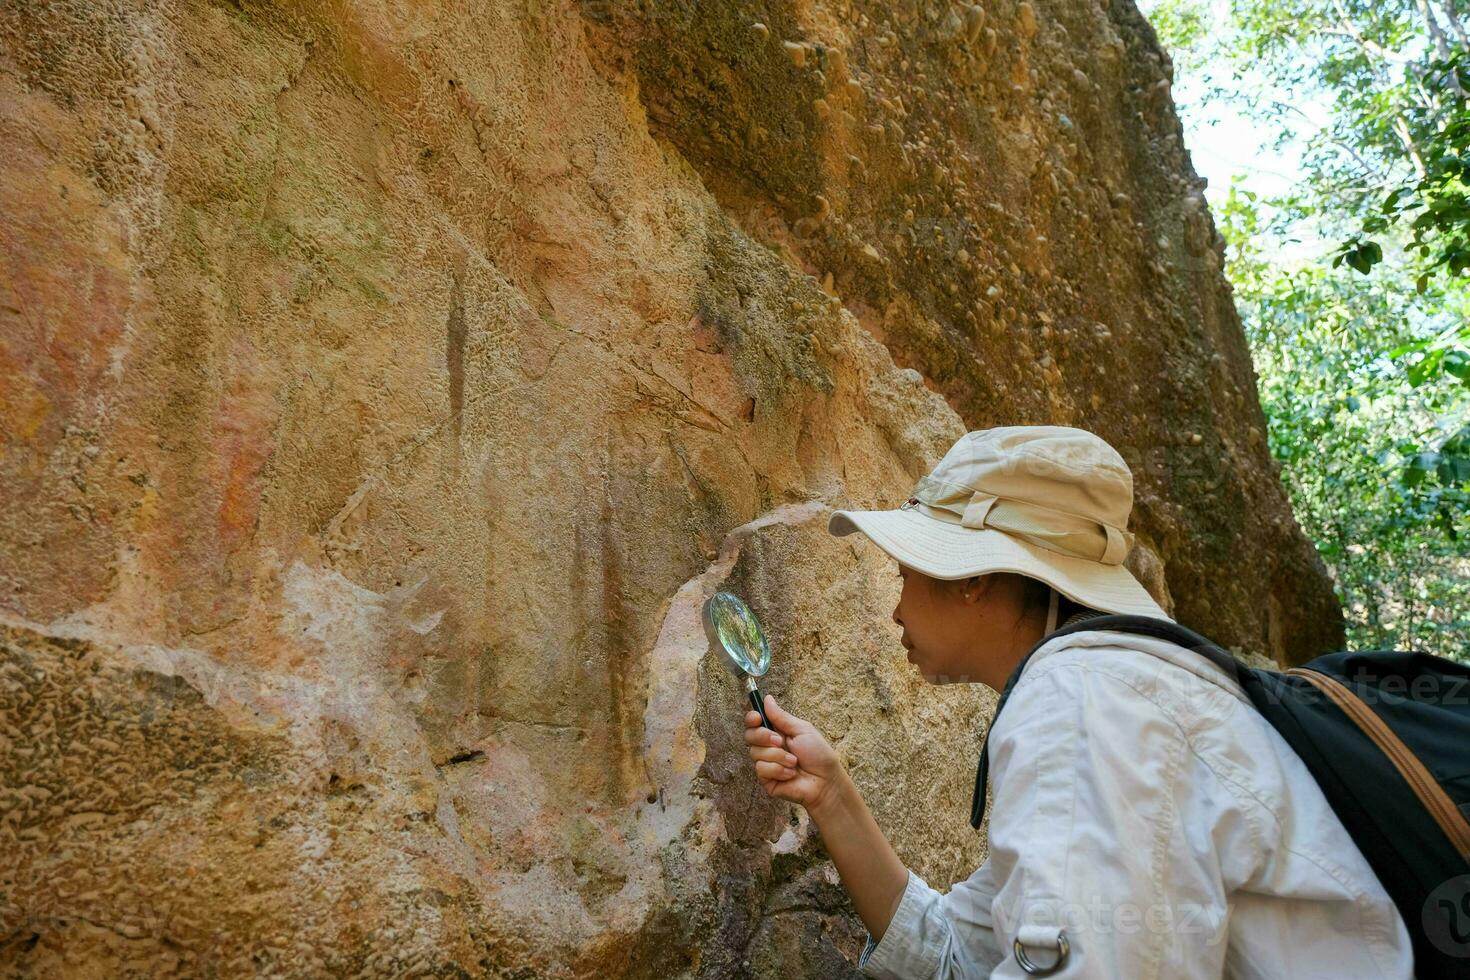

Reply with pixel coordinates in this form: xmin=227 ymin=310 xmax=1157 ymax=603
xmin=859 ymin=657 xmax=1246 ymax=979
xmin=857 ymin=862 xmax=1007 ymax=979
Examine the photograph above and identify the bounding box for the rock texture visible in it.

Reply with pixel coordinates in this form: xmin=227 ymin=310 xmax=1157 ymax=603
xmin=0 ymin=0 xmax=1340 ymax=976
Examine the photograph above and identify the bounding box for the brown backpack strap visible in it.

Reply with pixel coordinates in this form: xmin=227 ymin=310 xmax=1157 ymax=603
xmin=1289 ymin=667 xmax=1470 ymax=860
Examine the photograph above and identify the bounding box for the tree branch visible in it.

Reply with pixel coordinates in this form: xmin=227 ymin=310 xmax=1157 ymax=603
xmin=1314 ymin=27 xmax=1411 ymax=63
xmin=1439 ymin=0 xmax=1470 ymax=51
xmin=1418 ymin=0 xmax=1457 ymax=62
xmin=1393 ymin=113 xmax=1430 ymax=177
xmin=1327 ymin=0 xmax=1429 ymax=173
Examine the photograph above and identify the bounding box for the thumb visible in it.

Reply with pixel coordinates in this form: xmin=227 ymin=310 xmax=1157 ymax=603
xmin=764 ymin=693 xmax=806 ymax=736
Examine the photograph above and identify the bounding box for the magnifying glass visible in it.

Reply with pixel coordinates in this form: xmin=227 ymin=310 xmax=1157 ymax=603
xmin=701 ymin=590 xmax=774 ymax=731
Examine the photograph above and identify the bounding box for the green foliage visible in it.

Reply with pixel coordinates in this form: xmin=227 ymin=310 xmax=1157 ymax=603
xmin=1340 ymin=53 xmax=1470 ymax=281
xmin=1222 ymin=185 xmax=1469 ymax=657
xmin=1148 ymin=0 xmax=1213 ymax=72
xmin=1332 ymin=238 xmax=1382 ymax=274
xmin=1153 ymin=0 xmax=1470 ymax=660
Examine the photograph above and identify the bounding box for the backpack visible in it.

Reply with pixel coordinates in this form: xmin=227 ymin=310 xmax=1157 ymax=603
xmin=968 ymin=613 xmax=1470 ymax=978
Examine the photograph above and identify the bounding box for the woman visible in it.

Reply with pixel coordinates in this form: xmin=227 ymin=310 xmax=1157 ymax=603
xmin=745 ymin=426 xmax=1412 ymax=978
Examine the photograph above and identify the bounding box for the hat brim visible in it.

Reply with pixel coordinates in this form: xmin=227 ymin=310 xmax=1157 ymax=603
xmin=828 ymin=507 xmax=1172 ymax=621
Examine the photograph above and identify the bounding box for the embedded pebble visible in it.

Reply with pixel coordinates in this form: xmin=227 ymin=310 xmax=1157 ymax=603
xmin=1017 ymin=2 xmax=1038 ymax=39
xmin=965 ymin=5 xmax=987 ymax=43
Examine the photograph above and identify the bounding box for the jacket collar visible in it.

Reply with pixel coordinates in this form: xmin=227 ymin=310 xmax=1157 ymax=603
xmin=1024 ymin=623 xmax=1254 ymax=707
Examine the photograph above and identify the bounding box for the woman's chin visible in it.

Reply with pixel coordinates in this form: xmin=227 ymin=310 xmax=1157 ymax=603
xmin=906 ymin=649 xmax=938 ymax=682
xmin=909 ymin=653 xmax=965 ymax=685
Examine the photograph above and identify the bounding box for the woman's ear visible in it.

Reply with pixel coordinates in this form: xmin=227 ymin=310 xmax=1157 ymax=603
xmin=959 ymin=574 xmax=990 ymax=603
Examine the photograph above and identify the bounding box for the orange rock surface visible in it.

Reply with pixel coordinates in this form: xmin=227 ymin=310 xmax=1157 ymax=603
xmin=1 ymin=1 xmax=1340 ymax=975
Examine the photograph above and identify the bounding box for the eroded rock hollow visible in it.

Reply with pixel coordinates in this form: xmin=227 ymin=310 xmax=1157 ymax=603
xmin=1 ymin=0 xmax=1340 ymax=975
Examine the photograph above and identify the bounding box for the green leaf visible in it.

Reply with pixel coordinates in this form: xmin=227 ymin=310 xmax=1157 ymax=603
xmin=1388 ymin=337 xmax=1433 ymax=359
xmin=1443 ymin=348 xmax=1470 ymax=380
xmin=1408 ymin=350 xmax=1447 ymax=387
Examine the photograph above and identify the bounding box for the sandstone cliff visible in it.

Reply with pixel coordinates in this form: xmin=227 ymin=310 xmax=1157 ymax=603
xmin=1 ymin=0 xmax=1341 ymax=976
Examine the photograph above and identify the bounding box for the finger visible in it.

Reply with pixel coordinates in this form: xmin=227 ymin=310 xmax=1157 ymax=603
xmin=744 ymin=725 xmax=786 ymax=747
xmin=766 ymin=779 xmax=799 ymax=801
xmin=755 ymin=760 xmax=796 ymax=780
xmin=748 ymin=746 xmax=798 ymax=767
xmin=763 ymin=693 xmax=804 ymax=734
xmin=745 ymin=710 xmax=761 ymax=727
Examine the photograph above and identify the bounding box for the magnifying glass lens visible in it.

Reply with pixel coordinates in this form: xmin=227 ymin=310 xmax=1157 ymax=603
xmin=704 ymin=592 xmax=774 ymax=730
xmin=707 ymin=592 xmax=770 ymax=675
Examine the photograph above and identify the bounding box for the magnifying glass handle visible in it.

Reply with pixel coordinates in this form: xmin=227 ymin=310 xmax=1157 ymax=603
xmin=748 ymin=686 xmax=774 ymax=732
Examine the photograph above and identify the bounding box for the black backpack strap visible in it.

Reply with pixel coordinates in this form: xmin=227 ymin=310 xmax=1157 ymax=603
xmin=969 ymin=614 xmax=1244 ymax=829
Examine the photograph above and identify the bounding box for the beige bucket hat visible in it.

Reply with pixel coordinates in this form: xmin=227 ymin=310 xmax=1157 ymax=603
xmin=828 ymin=425 xmax=1172 ymax=620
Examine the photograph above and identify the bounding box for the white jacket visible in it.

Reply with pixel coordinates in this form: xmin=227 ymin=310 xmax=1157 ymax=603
xmin=858 ymin=626 xmax=1414 ymax=979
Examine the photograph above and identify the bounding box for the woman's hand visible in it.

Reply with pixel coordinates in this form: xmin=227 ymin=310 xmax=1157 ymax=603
xmin=746 ymin=694 xmax=910 ymax=942
xmin=744 ymin=694 xmax=847 ymax=815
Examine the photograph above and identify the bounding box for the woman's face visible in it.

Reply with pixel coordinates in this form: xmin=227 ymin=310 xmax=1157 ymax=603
xmin=892 ymin=564 xmax=980 ymax=683
xmin=891 ymin=563 xmax=1034 ymax=687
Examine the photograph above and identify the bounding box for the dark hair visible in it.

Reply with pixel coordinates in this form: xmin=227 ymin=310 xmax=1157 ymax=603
xmin=935 ymin=570 xmax=1100 ymax=624
xmin=995 ymin=571 xmax=1098 ymax=624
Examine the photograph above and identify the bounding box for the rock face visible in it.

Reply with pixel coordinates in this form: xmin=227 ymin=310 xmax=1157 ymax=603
xmin=0 ymin=0 xmax=1340 ymax=976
